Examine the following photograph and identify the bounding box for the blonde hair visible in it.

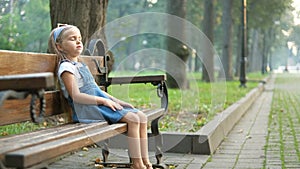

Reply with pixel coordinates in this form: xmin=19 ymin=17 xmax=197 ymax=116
xmin=47 ymin=25 xmax=81 ymax=121
xmin=47 ymin=25 xmax=81 ymax=66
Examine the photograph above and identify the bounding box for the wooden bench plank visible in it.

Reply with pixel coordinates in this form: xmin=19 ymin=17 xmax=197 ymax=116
xmin=0 ymin=72 xmax=54 ymax=91
xmin=0 ymin=122 xmax=107 ymax=158
xmin=146 ymin=108 xmax=165 ymax=121
xmin=5 ymin=123 xmax=128 ymax=168
xmin=0 ymin=109 xmax=162 ymax=156
xmin=0 ymin=50 xmax=57 ymax=75
xmin=0 ymin=50 xmax=105 ymax=76
xmin=3 ymin=108 xmax=164 ymax=168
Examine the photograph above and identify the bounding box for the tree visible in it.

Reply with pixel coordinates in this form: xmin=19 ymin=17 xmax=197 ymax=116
xmin=166 ymin=0 xmax=189 ymax=89
xmin=21 ymin=0 xmax=50 ymax=52
xmin=49 ymin=0 xmax=108 ymax=46
xmin=0 ymin=0 xmax=26 ymax=51
xmin=186 ymin=0 xmax=204 ymax=73
xmin=201 ymin=0 xmax=215 ymax=82
xmin=0 ymin=0 xmax=50 ymax=52
xmin=290 ymin=25 xmax=300 ymax=59
xmin=246 ymin=0 xmax=294 ymax=73
xmin=221 ymin=0 xmax=234 ymax=80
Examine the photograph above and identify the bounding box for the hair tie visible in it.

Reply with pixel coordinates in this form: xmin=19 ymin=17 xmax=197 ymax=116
xmin=53 ymin=26 xmax=67 ymax=42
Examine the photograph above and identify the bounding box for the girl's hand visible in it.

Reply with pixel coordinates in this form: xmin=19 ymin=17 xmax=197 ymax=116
xmin=117 ymin=100 xmax=135 ymax=109
xmin=103 ymin=99 xmax=123 ymax=111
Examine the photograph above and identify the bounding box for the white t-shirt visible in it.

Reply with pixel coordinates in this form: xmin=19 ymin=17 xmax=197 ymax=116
xmin=58 ymin=61 xmax=84 ymax=98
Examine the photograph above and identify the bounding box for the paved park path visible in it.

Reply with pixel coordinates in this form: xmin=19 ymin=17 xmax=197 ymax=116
xmin=202 ymin=73 xmax=300 ymax=169
xmin=49 ymin=73 xmax=300 ymax=169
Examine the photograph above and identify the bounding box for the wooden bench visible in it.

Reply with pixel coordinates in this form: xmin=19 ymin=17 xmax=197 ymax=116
xmin=0 ymin=45 xmax=168 ymax=169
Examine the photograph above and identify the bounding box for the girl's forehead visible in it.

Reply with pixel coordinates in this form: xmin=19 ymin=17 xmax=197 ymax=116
xmin=63 ymin=27 xmax=81 ymax=36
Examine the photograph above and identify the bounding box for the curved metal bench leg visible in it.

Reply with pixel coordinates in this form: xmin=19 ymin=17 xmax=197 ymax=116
xmin=30 ymin=89 xmax=46 ymax=123
xmin=151 ymin=118 xmax=168 ymax=169
xmin=102 ymin=139 xmax=110 ymax=164
xmin=0 ymin=90 xmax=28 ymax=107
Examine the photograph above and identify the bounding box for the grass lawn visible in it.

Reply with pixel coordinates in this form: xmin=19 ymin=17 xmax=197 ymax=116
xmin=0 ymin=72 xmax=268 ymax=136
xmin=108 ymin=71 xmax=268 ymax=132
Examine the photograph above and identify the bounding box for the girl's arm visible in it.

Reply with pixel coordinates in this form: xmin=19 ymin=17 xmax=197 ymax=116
xmin=61 ymin=71 xmax=122 ymax=111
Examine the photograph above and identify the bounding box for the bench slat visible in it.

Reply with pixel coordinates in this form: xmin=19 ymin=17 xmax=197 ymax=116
xmin=0 ymin=109 xmax=162 ymax=156
xmin=3 ymin=108 xmax=165 ymax=168
xmin=5 ymin=123 xmax=127 ymax=168
xmin=0 ymin=50 xmax=57 ymax=76
xmin=0 ymin=122 xmax=107 ymax=158
xmin=146 ymin=108 xmax=165 ymax=121
xmin=0 ymin=50 xmax=104 ymax=76
xmin=0 ymin=72 xmax=54 ymax=91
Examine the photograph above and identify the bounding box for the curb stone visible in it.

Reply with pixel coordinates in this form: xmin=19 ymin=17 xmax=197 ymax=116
xmin=108 ymin=77 xmax=269 ymax=155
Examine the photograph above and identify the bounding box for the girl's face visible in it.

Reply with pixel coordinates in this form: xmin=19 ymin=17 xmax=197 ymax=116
xmin=57 ymin=27 xmax=83 ymax=61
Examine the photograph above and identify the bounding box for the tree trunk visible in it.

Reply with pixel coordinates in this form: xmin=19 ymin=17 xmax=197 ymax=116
xmin=262 ymin=28 xmax=273 ymax=74
xmin=49 ymin=0 xmax=108 ymax=46
xmin=202 ymin=0 xmax=215 ymax=82
xmin=49 ymin=0 xmax=114 ymax=73
xmin=221 ymin=0 xmax=234 ymax=80
xmin=166 ymin=0 xmax=189 ymax=89
xmin=235 ymin=24 xmax=241 ymax=77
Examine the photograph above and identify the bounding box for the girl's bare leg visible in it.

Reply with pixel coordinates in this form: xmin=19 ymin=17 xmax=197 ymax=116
xmin=120 ymin=112 xmax=145 ymax=169
xmin=136 ymin=111 xmax=153 ymax=169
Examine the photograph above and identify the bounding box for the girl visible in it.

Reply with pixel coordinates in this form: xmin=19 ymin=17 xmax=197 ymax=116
xmin=48 ymin=24 xmax=152 ymax=169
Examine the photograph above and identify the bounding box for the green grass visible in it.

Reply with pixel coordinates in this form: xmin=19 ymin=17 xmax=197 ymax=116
xmin=263 ymin=73 xmax=300 ymax=168
xmin=0 ymin=121 xmax=45 ymax=137
xmin=0 ymin=71 xmax=268 ymax=136
xmin=108 ymin=71 xmax=267 ymax=132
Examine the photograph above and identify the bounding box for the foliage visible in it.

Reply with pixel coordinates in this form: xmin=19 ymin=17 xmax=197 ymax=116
xmin=247 ymin=0 xmax=294 ymax=30
xmin=20 ymin=0 xmax=51 ymax=52
xmin=0 ymin=0 xmax=297 ymax=74
xmin=106 ymin=0 xmax=168 ymax=71
xmin=0 ymin=0 xmax=50 ymax=52
xmin=0 ymin=0 xmax=25 ymax=50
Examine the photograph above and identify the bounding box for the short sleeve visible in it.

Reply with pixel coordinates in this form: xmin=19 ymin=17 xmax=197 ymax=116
xmin=57 ymin=62 xmax=84 ymax=98
xmin=58 ymin=62 xmax=76 ymax=77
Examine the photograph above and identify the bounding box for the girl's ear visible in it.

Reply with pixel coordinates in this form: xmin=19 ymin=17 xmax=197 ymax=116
xmin=56 ymin=43 xmax=63 ymax=52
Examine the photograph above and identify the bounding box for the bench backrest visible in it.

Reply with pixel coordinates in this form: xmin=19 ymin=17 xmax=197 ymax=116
xmin=0 ymin=50 xmax=106 ymax=125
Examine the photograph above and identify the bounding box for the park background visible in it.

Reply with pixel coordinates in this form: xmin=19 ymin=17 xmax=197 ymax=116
xmin=0 ymin=0 xmax=300 ymax=133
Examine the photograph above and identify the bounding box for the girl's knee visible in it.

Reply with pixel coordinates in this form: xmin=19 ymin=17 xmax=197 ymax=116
xmin=123 ymin=112 xmax=140 ymax=123
xmin=137 ymin=111 xmax=147 ymax=123
xmin=121 ymin=111 xmax=147 ymax=124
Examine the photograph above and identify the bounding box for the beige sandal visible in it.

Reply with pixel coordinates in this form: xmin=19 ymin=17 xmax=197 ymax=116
xmin=145 ymin=163 xmax=153 ymax=169
xmin=130 ymin=165 xmax=146 ymax=169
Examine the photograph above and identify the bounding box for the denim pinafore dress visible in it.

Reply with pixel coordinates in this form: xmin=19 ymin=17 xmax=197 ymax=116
xmin=64 ymin=61 xmax=139 ymax=124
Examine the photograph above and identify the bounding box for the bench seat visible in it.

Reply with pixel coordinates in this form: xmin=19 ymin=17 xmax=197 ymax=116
xmin=1 ymin=108 xmax=164 ymax=168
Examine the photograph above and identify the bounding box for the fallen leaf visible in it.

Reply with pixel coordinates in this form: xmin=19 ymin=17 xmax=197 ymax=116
xmin=82 ymin=147 xmax=89 ymax=151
